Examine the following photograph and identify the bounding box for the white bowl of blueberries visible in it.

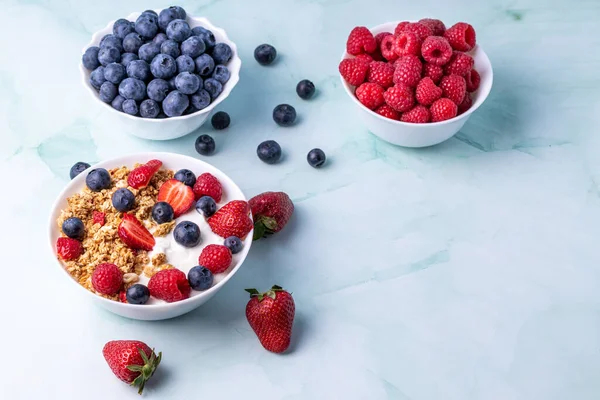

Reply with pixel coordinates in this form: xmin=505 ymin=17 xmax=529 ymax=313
xmin=80 ymin=6 xmax=241 ymax=140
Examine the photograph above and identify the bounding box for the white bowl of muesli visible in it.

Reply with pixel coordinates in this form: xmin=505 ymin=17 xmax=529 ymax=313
xmin=48 ymin=152 xmax=253 ymax=320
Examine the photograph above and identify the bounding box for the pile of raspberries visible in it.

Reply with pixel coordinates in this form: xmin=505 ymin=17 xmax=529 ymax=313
xmin=339 ymin=19 xmax=480 ymax=123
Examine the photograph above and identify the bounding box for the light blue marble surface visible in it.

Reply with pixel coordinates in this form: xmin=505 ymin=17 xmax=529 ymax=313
xmin=2 ymin=0 xmax=600 ymax=398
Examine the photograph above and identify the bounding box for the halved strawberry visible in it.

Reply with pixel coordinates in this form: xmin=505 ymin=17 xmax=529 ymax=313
xmin=157 ymin=179 xmax=195 ymax=217
xmin=127 ymin=159 xmax=162 ymax=189
xmin=118 ymin=213 xmax=155 ymax=251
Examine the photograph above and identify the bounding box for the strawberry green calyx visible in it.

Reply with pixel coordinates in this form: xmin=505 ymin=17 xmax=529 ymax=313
xmin=245 ymin=285 xmax=284 ymax=301
xmin=252 ymin=216 xmax=278 ymax=241
xmin=127 ymin=348 xmax=162 ymax=395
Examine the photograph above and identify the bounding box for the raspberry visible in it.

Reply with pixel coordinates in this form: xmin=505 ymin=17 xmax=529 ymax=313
xmin=367 ymin=61 xmax=394 ymax=88
xmin=418 ymin=18 xmax=446 ymax=36
xmin=440 ymin=74 xmax=466 ymax=105
xmin=339 ymin=58 xmax=369 ymax=86
xmin=93 ymin=211 xmax=106 ymax=226
xmin=148 ymin=268 xmax=191 ymax=303
xmin=444 ymin=51 xmax=474 ymax=76
xmin=444 ymin=22 xmax=476 ymax=51
xmin=430 ymin=98 xmax=458 ymax=122
xmin=421 ymin=36 xmax=453 ymax=66
xmin=457 ymin=93 xmax=473 ymax=115
xmin=374 ymin=32 xmax=392 ymax=47
xmin=466 ymin=69 xmax=481 ymax=92
xmin=56 ymin=237 xmax=83 ymax=261
xmin=383 ymin=84 xmax=414 ymax=112
xmin=193 ymin=172 xmax=223 ymax=202
xmin=393 ymin=55 xmax=422 ymax=87
xmin=375 ymin=104 xmax=401 ymax=120
xmin=356 ymin=82 xmax=385 ymax=110
xmin=91 ymin=263 xmax=123 ymax=295
xmin=415 ymin=77 xmax=442 ymax=106
xmin=393 ymin=32 xmax=421 ymax=57
xmin=393 ymin=21 xmax=410 ymax=36
xmin=399 ymin=22 xmax=432 ymax=41
xmin=355 ymin=53 xmax=373 ymax=64
xmin=119 ymin=290 xmax=128 ymax=303
xmin=346 ymin=26 xmax=377 ymax=55
xmin=199 ymin=244 xmax=232 ymax=274
xmin=401 ymin=105 xmax=431 ymax=123
xmin=423 ymin=63 xmax=444 ymax=84
xmin=379 ymin=34 xmax=398 ymax=61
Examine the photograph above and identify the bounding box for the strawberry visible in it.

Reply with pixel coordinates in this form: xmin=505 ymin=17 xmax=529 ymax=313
xmin=127 ymin=159 xmax=162 ymax=189
xmin=148 ymin=268 xmax=190 ymax=302
xmin=56 ymin=237 xmax=83 ymax=260
xmin=91 ymin=263 xmax=123 ymax=295
xmin=93 ymin=211 xmax=106 ymax=226
xmin=192 ymin=173 xmax=223 ymax=202
xmin=198 ymin=244 xmax=232 ymax=274
xmin=208 ymin=200 xmax=253 ymax=239
xmin=248 ymin=192 xmax=294 ymax=240
xmin=157 ymin=179 xmax=195 ymax=217
xmin=245 ymin=285 xmax=295 ymax=354
xmin=102 ymin=340 xmax=161 ymax=394
xmin=118 ymin=213 xmax=155 ymax=251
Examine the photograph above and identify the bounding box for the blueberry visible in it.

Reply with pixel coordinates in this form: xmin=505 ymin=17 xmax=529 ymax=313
xmin=86 ymin=168 xmax=111 ymax=191
xmin=174 ymin=221 xmax=201 ymax=247
xmin=192 ymin=27 xmax=216 ymax=50
xmin=184 ymin=104 xmax=198 ymax=115
xmin=191 ymin=89 xmax=211 ymax=110
xmin=152 ymin=201 xmax=174 ymax=224
xmin=307 ymin=148 xmax=326 ymax=168
xmin=160 ymin=39 xmax=180 ymax=58
xmin=254 ymin=44 xmax=277 ymax=65
xmin=176 ymin=55 xmax=195 ymax=74
xmin=195 ymin=196 xmax=217 ymax=217
xmin=195 ymin=134 xmax=216 ymax=156
xmin=212 ymin=43 xmax=233 ymax=65
xmin=99 ymin=82 xmax=118 ymax=103
xmin=187 ymin=266 xmax=213 ymax=291
xmin=181 ymin=36 xmax=205 ymax=58
xmin=166 ymin=19 xmax=191 ymax=43
xmin=157 ymin=112 xmax=167 ymax=119
xmin=141 ymin=10 xmax=158 ymax=18
xmin=82 ymin=46 xmax=100 ymax=70
xmin=111 ymin=95 xmax=126 ymax=111
xmin=103 ymin=62 xmax=126 ymax=84
xmin=150 ymin=53 xmax=177 ymax=79
xmin=98 ymin=46 xmax=121 ymax=66
xmin=194 ymin=54 xmax=215 ymax=77
xmin=147 ymin=79 xmax=170 ymax=102
xmin=296 ymin=79 xmax=315 ymax=100
xmin=113 ymin=19 xmax=135 ymax=39
xmin=168 ymin=76 xmax=177 ymax=90
xmin=138 ymin=42 xmax=160 ymax=63
xmin=100 ymin=34 xmax=123 ymax=52
xmin=112 ymin=188 xmax=135 ymax=212
xmin=204 ymin=78 xmax=222 ymax=99
xmin=158 ymin=7 xmax=179 ymax=31
xmin=162 ymin=90 xmax=189 ymax=117
xmin=273 ymin=104 xmax=296 ymax=126
xmin=153 ymin=32 xmax=168 ymax=45
xmin=62 ymin=217 xmax=85 ymax=239
xmin=120 ymin=52 xmax=138 ymax=68
xmin=126 ymin=284 xmax=150 ymax=305
xmin=224 ymin=236 xmax=243 ymax=254
xmin=126 ymin=59 xmax=150 ymax=81
xmin=211 ymin=111 xmax=230 ymax=130
xmin=175 ymin=72 xmax=201 ymax=94
xmin=135 ymin=15 xmax=158 ymax=39
xmin=212 ymin=65 xmax=230 ymax=84
xmin=90 ymin=66 xmax=106 ymax=89
xmin=169 ymin=6 xmax=186 ymax=20
xmin=123 ymin=32 xmax=144 ymax=53
xmin=257 ymin=140 xmax=282 ymax=164
xmin=122 ymin=99 xmax=138 ymax=115
xmin=69 ymin=161 xmax=90 ymax=179
xmin=119 ymin=77 xmax=146 ymax=101
xmin=174 ymin=169 xmax=196 ymax=187
xmin=140 ymin=99 xmax=160 ymax=118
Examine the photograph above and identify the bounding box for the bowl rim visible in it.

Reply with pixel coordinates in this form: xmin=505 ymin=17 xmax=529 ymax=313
xmin=339 ymin=20 xmax=494 ymax=127
xmin=48 ymin=152 xmax=252 ymax=311
xmin=80 ymin=10 xmax=241 ymax=122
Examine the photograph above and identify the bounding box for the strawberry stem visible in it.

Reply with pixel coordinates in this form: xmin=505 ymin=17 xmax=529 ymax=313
xmin=252 ymin=217 xmax=278 ymax=241
xmin=245 ymin=286 xmax=284 ymax=302
xmin=127 ymin=347 xmax=162 ymax=395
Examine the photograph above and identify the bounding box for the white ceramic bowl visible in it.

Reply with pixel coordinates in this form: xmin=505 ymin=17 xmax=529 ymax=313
xmin=340 ymin=21 xmax=493 ymax=148
xmin=48 ymin=152 xmax=252 ymax=320
xmin=81 ymin=11 xmax=241 ymax=140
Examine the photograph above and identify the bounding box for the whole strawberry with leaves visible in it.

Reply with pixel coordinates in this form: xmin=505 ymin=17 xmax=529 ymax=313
xmin=248 ymin=192 xmax=294 ymax=240
xmin=245 ymin=285 xmax=295 ymax=353
xmin=102 ymin=340 xmax=161 ymax=394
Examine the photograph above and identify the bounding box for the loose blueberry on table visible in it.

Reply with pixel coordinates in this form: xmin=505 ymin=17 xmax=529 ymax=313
xmin=307 ymin=148 xmax=326 ymax=168
xmin=254 ymin=44 xmax=277 ymax=65
xmin=257 ymin=140 xmax=282 ymax=164
xmin=273 ymin=104 xmax=296 ymax=126
xmin=296 ymin=79 xmax=315 ymax=99
xmin=195 ymin=134 xmax=216 ymax=155
xmin=211 ymin=111 xmax=230 ymax=130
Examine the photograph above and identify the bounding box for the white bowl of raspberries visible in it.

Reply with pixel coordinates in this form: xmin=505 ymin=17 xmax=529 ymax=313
xmin=80 ymin=6 xmax=241 ymax=140
xmin=339 ymin=19 xmax=493 ymax=148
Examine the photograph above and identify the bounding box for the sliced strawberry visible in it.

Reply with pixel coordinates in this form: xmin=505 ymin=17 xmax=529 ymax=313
xmin=93 ymin=211 xmax=106 ymax=226
xmin=157 ymin=179 xmax=195 ymax=217
xmin=118 ymin=213 xmax=155 ymax=251
xmin=145 ymin=159 xmax=163 ymax=169
xmin=127 ymin=159 xmax=162 ymax=189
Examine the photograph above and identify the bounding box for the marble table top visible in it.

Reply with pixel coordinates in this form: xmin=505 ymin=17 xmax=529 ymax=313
xmin=2 ymin=0 xmax=599 ymax=399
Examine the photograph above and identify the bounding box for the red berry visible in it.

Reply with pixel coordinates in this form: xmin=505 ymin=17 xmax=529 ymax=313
xmin=127 ymin=159 xmax=162 ymax=189
xmin=208 ymin=200 xmax=253 ymax=239
xmin=199 ymin=244 xmax=232 ymax=274
xmin=93 ymin=211 xmax=105 ymax=226
xmin=379 ymin=34 xmax=398 ymax=61
xmin=356 ymin=82 xmax=385 ymax=110
xmin=418 ymin=18 xmax=446 ymax=36
xmin=157 ymin=179 xmax=195 ymax=217
xmin=393 ymin=55 xmax=422 ymax=87
xmin=444 ymin=22 xmax=476 ymax=51
xmin=430 ymin=98 xmax=458 ymax=122
xmin=444 ymin=51 xmax=474 ymax=76
xmin=374 ymin=32 xmax=392 ymax=47
xmin=393 ymin=32 xmax=421 ymax=57
xmin=148 ymin=268 xmax=190 ymax=303
xmin=249 ymin=192 xmax=294 ymax=239
xmin=423 ymin=63 xmax=444 ymax=84
xmin=339 ymin=58 xmax=369 ymax=86
xmin=457 ymin=93 xmax=473 ymax=114
xmin=466 ymin=69 xmax=481 ymax=92
xmin=375 ymin=104 xmax=401 ymax=120
xmin=415 ymin=77 xmax=442 ymax=106
xmin=366 ymin=61 xmax=394 ymax=88
xmin=354 ymin=53 xmax=373 ymax=64
xmin=118 ymin=213 xmax=155 ymax=251
xmin=401 ymin=105 xmax=431 ymax=123
xmin=346 ymin=26 xmax=376 ymax=55
xmin=91 ymin=263 xmax=123 ymax=295
xmin=192 ymin=173 xmax=223 ymax=202
xmin=56 ymin=237 xmax=83 ymax=260
xmin=383 ymin=84 xmax=414 ymax=112
xmin=102 ymin=340 xmax=161 ymax=394
xmin=399 ymin=22 xmax=432 ymax=41
xmin=119 ymin=290 xmax=128 ymax=303
xmin=393 ymin=21 xmax=410 ymax=36
xmin=421 ymin=36 xmax=453 ymax=66
xmin=440 ymin=74 xmax=466 ymax=105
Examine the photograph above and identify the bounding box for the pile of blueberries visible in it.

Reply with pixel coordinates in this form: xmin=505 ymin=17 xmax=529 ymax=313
xmin=82 ymin=6 xmax=232 ymax=118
